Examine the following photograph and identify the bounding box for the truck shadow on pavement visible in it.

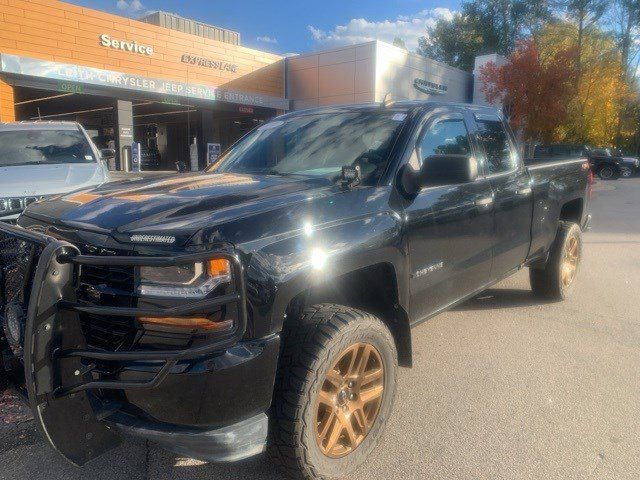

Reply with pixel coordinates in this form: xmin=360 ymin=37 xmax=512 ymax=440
xmin=454 ymin=288 xmax=555 ymax=311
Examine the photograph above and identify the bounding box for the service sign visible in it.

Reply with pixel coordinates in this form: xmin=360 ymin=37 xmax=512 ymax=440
xmin=100 ymin=34 xmax=153 ymax=56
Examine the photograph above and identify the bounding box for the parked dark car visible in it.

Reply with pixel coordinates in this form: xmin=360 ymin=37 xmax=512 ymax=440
xmin=533 ymin=143 xmax=624 ymax=180
xmin=1 ymin=102 xmax=591 ymax=480
xmin=610 ymin=148 xmax=639 ymax=177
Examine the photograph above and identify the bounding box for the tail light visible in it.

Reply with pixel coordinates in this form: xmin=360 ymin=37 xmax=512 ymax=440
xmin=585 ymin=162 xmax=594 ymax=199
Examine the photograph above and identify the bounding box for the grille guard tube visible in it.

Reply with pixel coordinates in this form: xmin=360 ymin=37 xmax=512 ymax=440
xmin=0 ymin=222 xmax=249 ymax=397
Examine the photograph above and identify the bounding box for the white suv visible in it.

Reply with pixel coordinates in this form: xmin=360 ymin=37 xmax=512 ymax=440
xmin=0 ymin=121 xmax=111 ymax=222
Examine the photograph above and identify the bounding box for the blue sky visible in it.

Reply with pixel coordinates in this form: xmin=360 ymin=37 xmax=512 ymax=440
xmin=67 ymin=0 xmax=461 ymax=55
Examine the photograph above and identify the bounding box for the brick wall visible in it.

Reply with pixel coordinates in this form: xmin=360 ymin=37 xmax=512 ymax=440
xmin=0 ymin=0 xmax=284 ymax=97
xmin=0 ymin=77 xmax=15 ymax=122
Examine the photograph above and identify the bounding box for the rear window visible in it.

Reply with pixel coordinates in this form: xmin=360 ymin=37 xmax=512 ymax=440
xmin=0 ymin=129 xmax=95 ymax=167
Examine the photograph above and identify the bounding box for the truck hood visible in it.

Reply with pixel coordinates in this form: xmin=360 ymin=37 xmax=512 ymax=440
xmin=0 ymin=163 xmax=108 ymax=197
xmin=23 ymin=172 xmax=332 ymax=240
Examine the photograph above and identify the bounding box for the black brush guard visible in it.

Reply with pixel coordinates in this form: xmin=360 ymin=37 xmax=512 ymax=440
xmin=0 ymin=222 xmax=248 ymax=465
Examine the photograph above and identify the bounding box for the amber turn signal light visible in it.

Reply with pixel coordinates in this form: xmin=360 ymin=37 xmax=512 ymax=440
xmin=138 ymin=316 xmax=234 ymax=332
xmin=207 ymin=258 xmax=231 ymax=277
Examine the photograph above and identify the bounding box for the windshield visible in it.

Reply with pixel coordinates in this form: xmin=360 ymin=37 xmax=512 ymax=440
xmin=0 ymin=129 xmax=95 ymax=167
xmin=592 ymin=148 xmax=611 ymax=157
xmin=211 ymin=111 xmax=406 ymax=185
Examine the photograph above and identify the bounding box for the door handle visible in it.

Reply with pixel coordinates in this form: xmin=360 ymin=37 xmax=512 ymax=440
xmin=475 ymin=196 xmax=494 ymax=207
xmin=516 ymin=187 xmax=532 ymax=195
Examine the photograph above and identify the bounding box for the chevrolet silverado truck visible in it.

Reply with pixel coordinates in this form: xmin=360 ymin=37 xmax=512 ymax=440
xmin=0 ymin=102 xmax=591 ymax=480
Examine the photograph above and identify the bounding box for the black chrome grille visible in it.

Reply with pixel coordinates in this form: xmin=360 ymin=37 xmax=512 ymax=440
xmin=79 ymin=313 xmax=136 ymax=351
xmin=77 ymin=260 xmax=138 ymax=351
xmin=80 ymin=263 xmax=135 ymax=292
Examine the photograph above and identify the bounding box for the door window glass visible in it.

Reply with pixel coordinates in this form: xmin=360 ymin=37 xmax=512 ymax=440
xmin=418 ymin=118 xmax=471 ymax=164
xmin=475 ymin=117 xmax=518 ymax=174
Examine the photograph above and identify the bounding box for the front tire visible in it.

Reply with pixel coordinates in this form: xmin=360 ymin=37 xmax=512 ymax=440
xmin=530 ymin=221 xmax=583 ymax=300
xmin=268 ymin=304 xmax=397 ymax=480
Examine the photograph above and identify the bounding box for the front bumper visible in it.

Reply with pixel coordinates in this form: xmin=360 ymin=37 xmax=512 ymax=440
xmin=108 ymin=411 xmax=269 ymax=463
xmin=118 ymin=334 xmax=280 ymax=427
xmin=0 ymin=222 xmax=278 ymax=464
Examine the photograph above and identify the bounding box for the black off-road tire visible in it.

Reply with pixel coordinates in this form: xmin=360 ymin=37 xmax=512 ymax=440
xmin=268 ymin=304 xmax=398 ymax=480
xmin=597 ymin=165 xmax=620 ymax=180
xmin=529 ymin=221 xmax=583 ymax=300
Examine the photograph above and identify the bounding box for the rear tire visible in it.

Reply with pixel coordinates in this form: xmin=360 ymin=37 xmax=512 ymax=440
xmin=268 ymin=304 xmax=397 ymax=480
xmin=529 ymin=221 xmax=583 ymax=300
xmin=598 ymin=165 xmax=620 ymax=180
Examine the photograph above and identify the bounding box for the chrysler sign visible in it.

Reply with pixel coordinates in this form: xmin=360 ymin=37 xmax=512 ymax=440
xmin=0 ymin=54 xmax=289 ymax=110
xmin=413 ymin=78 xmax=447 ymax=95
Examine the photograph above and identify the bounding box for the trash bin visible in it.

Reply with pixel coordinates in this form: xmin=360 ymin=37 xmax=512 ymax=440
xmin=121 ymin=146 xmax=131 ymax=172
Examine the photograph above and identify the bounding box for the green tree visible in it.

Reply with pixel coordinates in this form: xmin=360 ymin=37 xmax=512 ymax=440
xmin=556 ymin=0 xmax=608 ymax=75
xmin=392 ymin=37 xmax=407 ymax=50
xmin=417 ymin=0 xmax=552 ymax=71
xmin=608 ymin=0 xmax=640 ymax=78
xmin=606 ymin=0 xmax=640 ymax=142
xmin=417 ymin=13 xmax=484 ymax=70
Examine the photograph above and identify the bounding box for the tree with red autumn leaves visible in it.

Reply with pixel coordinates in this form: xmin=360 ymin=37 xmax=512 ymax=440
xmin=479 ymin=39 xmax=578 ymax=143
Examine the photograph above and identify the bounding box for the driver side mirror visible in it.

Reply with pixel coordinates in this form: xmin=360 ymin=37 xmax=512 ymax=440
xmin=400 ymin=154 xmax=478 ymax=196
xmin=100 ymin=148 xmax=116 ymax=160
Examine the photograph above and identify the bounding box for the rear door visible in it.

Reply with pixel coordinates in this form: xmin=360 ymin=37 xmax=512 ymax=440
xmin=472 ymin=113 xmax=534 ymax=278
xmin=404 ymin=108 xmax=495 ymax=321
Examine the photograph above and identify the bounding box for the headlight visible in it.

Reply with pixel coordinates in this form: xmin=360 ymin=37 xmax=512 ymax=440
xmin=137 ymin=258 xmax=231 ymax=298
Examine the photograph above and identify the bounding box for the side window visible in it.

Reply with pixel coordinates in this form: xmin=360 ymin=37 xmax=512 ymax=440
xmin=418 ymin=118 xmax=471 ymax=164
xmin=475 ymin=116 xmax=518 ymax=174
xmin=535 ymin=146 xmax=551 ymax=157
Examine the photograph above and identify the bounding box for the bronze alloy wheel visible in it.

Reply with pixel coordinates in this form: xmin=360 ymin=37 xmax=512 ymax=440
xmin=315 ymin=342 xmax=385 ymax=458
xmin=562 ymin=235 xmax=580 ymax=287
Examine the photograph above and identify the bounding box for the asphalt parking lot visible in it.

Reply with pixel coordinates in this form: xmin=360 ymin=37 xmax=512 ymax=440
xmin=1 ymin=177 xmax=639 ymax=480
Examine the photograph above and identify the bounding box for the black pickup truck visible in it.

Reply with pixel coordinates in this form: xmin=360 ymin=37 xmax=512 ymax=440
xmin=0 ymin=102 xmax=591 ymax=480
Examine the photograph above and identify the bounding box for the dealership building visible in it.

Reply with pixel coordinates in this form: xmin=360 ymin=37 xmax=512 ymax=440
xmin=0 ymin=0 xmax=494 ymax=171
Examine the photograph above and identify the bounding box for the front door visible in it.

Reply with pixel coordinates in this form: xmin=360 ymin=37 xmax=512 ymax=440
xmin=472 ymin=113 xmax=534 ymax=277
xmin=404 ymin=110 xmax=495 ymax=322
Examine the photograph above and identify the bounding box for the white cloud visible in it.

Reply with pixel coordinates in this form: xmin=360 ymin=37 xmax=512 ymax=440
xmin=307 ymin=8 xmax=453 ymax=52
xmin=256 ymin=35 xmax=278 ymax=44
xmin=117 ymin=0 xmax=144 ymax=14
